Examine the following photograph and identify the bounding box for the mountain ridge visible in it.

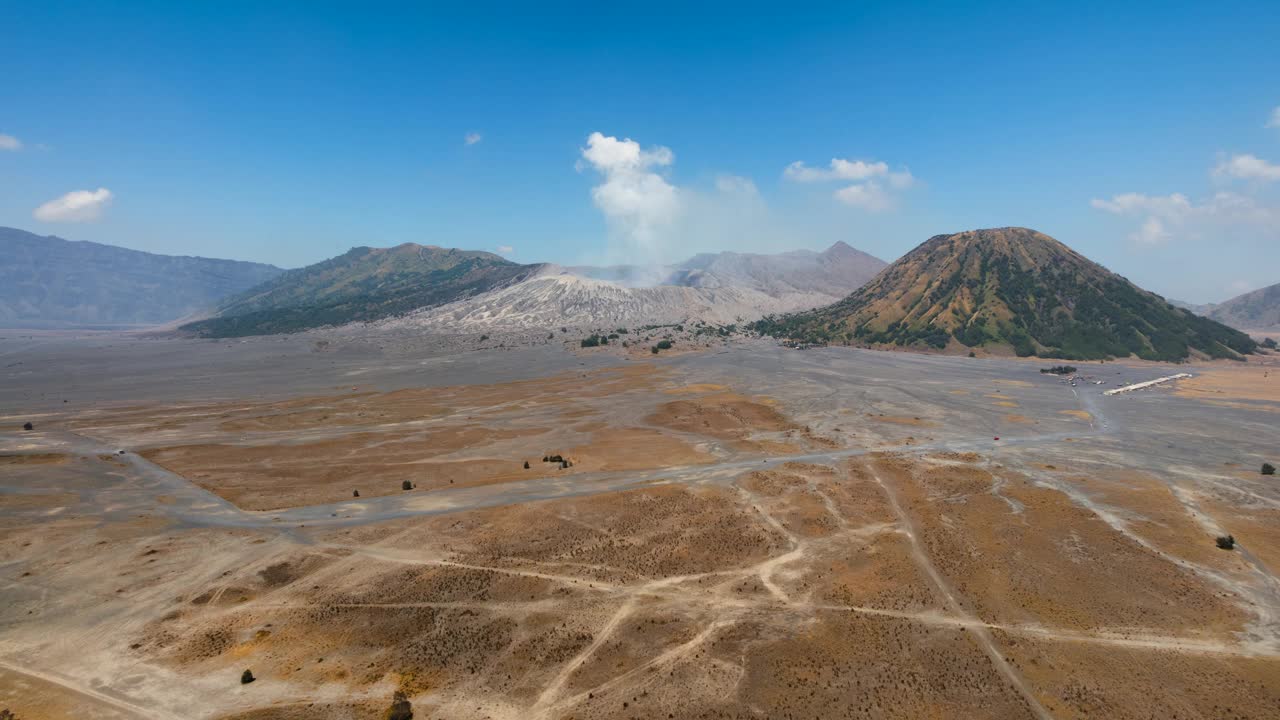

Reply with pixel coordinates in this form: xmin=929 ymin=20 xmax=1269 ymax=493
xmin=1204 ymin=282 xmax=1280 ymax=333
xmin=182 ymin=243 xmax=542 ymax=337
xmin=184 ymin=241 xmax=887 ymax=336
xmin=0 ymin=226 xmax=283 ymax=329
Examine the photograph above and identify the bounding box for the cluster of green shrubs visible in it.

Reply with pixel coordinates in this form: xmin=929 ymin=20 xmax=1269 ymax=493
xmin=542 ymin=454 xmax=572 ymax=468
xmin=1040 ymin=365 xmax=1077 ymax=375
xmin=650 ymin=339 xmax=674 ymax=354
xmin=581 ymin=334 xmax=608 ymax=347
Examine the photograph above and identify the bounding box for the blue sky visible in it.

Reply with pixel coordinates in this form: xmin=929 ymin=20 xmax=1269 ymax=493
xmin=2 ymin=1 xmax=1278 ymax=302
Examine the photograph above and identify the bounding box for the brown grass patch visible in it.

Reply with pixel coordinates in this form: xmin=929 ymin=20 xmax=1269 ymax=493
xmin=566 ymin=427 xmax=713 ymax=472
xmin=1176 ymin=364 xmax=1280 ymax=404
xmin=662 ymin=383 xmax=728 ymax=395
xmin=994 ymin=632 xmax=1280 ymax=720
xmin=140 ymin=426 xmax=549 ymax=510
xmin=876 ymin=455 xmax=1249 ymax=637
xmin=647 ymin=392 xmax=799 ymax=448
xmin=0 ymin=453 xmax=69 ymax=465
xmin=1203 ymin=499 xmax=1280 ymax=575
xmin=735 ymin=615 xmax=1034 ymax=719
xmin=870 ymin=415 xmax=938 ymax=427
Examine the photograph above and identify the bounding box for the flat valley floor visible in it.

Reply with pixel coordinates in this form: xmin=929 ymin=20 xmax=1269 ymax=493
xmin=2 ymin=332 xmax=1279 ymax=719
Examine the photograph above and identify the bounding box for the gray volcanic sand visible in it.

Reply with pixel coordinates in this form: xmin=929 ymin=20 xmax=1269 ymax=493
xmin=2 ymin=333 xmax=1279 ymax=719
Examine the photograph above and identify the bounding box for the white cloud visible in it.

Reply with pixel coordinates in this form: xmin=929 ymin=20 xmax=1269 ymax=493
xmin=1091 ymin=190 xmax=1278 ymax=245
xmin=580 ymin=132 xmax=680 ymax=260
xmin=0 ymin=134 xmax=20 ymax=151
xmin=784 ymin=156 xmax=916 ymax=212
xmin=464 ymin=132 xmax=483 ymax=146
xmin=1213 ymin=153 xmax=1280 ymax=182
xmin=783 ymin=158 xmax=888 ymax=182
xmin=496 ymin=245 xmax=514 ymax=255
xmin=714 ymin=174 xmax=758 ymax=196
xmin=1090 ymin=192 xmax=1192 ymax=216
xmin=574 ymin=135 xmax=891 ymax=269
xmin=1132 ymin=216 xmax=1169 ymax=245
xmin=888 ymin=169 xmax=915 ymax=190
xmin=1267 ymin=107 xmax=1280 ymax=129
xmin=834 ymin=182 xmax=894 ymax=212
xmin=33 ymin=188 xmax=114 ymax=223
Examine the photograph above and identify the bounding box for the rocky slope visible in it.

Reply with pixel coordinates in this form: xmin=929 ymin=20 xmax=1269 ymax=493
xmin=1203 ymin=282 xmax=1280 ymax=333
xmin=379 ymin=242 xmax=885 ymax=332
xmin=377 ymin=266 xmax=807 ymax=331
xmin=755 ymin=227 xmax=1256 ymax=361
xmin=0 ymin=226 xmax=282 ymax=328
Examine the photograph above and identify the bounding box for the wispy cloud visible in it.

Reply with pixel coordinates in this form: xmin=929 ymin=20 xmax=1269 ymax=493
xmin=1091 ymin=190 xmax=1277 ymax=244
xmin=464 ymin=132 xmax=483 ymax=146
xmin=496 ymin=245 xmax=513 ymax=255
xmin=1212 ymin=153 xmax=1280 ymax=182
xmin=783 ymin=156 xmax=915 ymax=212
xmin=1267 ymin=106 xmax=1280 ymax=129
xmin=33 ymin=188 xmax=114 ymax=222
xmin=714 ymin=174 xmax=758 ymax=196
xmin=0 ymin=133 xmax=21 ymax=151
xmin=784 ymin=158 xmax=888 ymax=182
xmin=834 ymin=182 xmax=894 ymax=212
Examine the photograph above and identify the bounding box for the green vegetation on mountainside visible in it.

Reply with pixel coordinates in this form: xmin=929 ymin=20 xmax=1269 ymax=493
xmin=753 ymin=227 xmax=1256 ymax=362
xmin=182 ymin=244 xmax=537 ymax=337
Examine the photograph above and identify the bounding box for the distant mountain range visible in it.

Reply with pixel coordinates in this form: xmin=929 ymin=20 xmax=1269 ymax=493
xmin=1175 ymin=283 xmax=1280 ymax=334
xmin=8 ymin=221 xmax=1265 ymax=361
xmin=0 ymin=227 xmax=282 ymax=329
xmin=381 ymin=242 xmax=887 ymax=333
xmin=755 ymin=227 xmax=1256 ymax=361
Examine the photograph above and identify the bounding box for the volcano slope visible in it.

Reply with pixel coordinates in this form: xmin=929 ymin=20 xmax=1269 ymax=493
xmin=757 ymin=227 xmax=1257 ymax=361
xmin=1 ymin=335 xmax=1279 ymax=719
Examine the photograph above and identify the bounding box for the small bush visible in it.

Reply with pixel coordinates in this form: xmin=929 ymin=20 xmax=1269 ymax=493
xmin=1263 ymin=463 xmax=1276 ymax=476
xmin=1263 ymin=338 xmax=1277 ymax=349
xmin=523 ymin=461 xmax=530 ymax=469
xmin=1216 ymin=535 xmax=1235 ymax=550
xmin=241 ymin=669 xmax=256 ymax=684
xmin=386 ymin=691 xmax=413 ymax=720
xmin=401 ymin=480 xmax=413 ymax=491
